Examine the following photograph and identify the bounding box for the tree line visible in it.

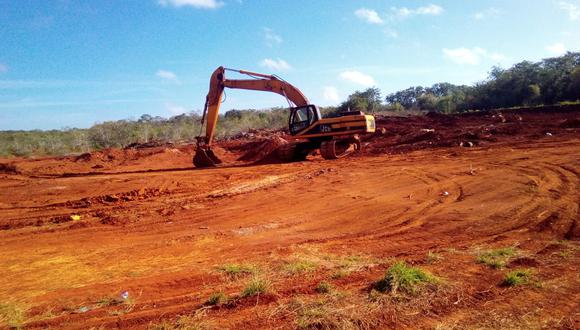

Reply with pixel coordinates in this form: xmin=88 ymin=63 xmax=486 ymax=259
xmin=336 ymin=52 xmax=580 ymax=114
xmin=1 ymin=52 xmax=578 ymax=157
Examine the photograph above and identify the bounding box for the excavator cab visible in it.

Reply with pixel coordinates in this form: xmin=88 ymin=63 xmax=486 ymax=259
xmin=289 ymin=105 xmax=321 ymax=135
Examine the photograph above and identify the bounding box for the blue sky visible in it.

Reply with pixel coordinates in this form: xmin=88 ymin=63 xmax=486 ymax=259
xmin=0 ymin=0 xmax=579 ymax=130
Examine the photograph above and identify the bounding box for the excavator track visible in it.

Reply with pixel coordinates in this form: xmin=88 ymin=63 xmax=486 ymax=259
xmin=320 ymin=136 xmax=361 ymax=160
xmin=277 ymin=142 xmax=310 ymax=162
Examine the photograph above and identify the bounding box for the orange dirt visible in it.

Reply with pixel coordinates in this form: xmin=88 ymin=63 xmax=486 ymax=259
xmin=0 ymin=107 xmax=578 ymax=329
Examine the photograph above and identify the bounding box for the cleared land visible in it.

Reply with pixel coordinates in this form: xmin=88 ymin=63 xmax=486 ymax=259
xmin=0 ymin=107 xmax=578 ymax=329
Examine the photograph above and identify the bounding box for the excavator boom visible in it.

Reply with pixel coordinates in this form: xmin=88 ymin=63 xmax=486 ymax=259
xmin=194 ymin=66 xmax=310 ymax=167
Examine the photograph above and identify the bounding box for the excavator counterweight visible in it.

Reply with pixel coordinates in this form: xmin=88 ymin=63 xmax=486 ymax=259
xmin=193 ymin=67 xmax=375 ymax=167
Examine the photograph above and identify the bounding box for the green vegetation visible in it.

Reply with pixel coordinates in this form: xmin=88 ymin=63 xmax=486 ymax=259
xmin=217 ymin=263 xmax=257 ymax=279
xmin=0 ymin=302 xmax=27 ymax=329
xmin=2 ymin=53 xmax=578 ymax=158
xmin=382 ymin=52 xmax=580 ymax=112
xmin=206 ymin=292 xmax=227 ymax=306
xmin=374 ymin=261 xmax=436 ymax=294
xmin=241 ymin=277 xmax=271 ymax=297
xmin=502 ymin=269 xmax=532 ymax=287
xmin=476 ymin=247 xmax=516 ymax=269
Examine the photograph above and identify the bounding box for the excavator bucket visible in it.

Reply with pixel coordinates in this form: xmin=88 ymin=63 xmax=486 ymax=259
xmin=193 ymin=148 xmax=222 ymax=168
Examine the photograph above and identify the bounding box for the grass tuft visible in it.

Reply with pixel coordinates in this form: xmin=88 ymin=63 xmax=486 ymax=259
xmin=374 ymin=261 xmax=436 ymax=294
xmin=241 ymin=277 xmax=271 ymax=297
xmin=502 ymin=269 xmax=531 ymax=287
xmin=283 ymin=260 xmax=318 ymax=274
xmin=476 ymin=247 xmax=516 ymax=269
xmin=217 ymin=263 xmax=257 ymax=279
xmin=206 ymin=292 xmax=227 ymax=306
xmin=315 ymin=281 xmax=333 ymax=294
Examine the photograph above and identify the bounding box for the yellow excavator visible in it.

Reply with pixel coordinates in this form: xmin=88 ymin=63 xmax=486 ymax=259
xmin=193 ymin=66 xmax=376 ymax=167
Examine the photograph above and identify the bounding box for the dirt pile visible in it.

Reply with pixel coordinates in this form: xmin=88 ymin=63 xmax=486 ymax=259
xmin=362 ymin=105 xmax=579 ymax=154
xmin=237 ymin=136 xmax=288 ymax=162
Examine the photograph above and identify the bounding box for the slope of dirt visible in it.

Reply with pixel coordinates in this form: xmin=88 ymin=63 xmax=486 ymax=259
xmin=0 ymin=107 xmax=578 ymax=329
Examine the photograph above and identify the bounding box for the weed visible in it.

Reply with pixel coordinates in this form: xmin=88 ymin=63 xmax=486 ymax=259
xmin=476 ymin=247 xmax=516 ymax=269
xmin=242 ymin=277 xmax=271 ymax=297
xmin=206 ymin=292 xmax=227 ymax=306
xmin=502 ymin=269 xmax=531 ymax=287
xmin=315 ymin=281 xmax=333 ymax=294
xmin=374 ymin=261 xmax=436 ymax=294
xmin=217 ymin=263 xmax=257 ymax=279
xmin=283 ymin=260 xmax=318 ymax=274
xmin=0 ymin=302 xmax=27 ymax=329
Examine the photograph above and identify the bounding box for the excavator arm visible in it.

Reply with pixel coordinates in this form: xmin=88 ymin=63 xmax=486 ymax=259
xmin=194 ymin=66 xmax=310 ymax=167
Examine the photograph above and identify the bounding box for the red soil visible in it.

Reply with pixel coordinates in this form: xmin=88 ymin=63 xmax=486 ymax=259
xmin=0 ymin=106 xmax=578 ymax=329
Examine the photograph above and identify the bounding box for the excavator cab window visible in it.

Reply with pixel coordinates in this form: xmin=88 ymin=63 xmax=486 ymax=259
xmin=289 ymin=105 xmax=319 ymax=135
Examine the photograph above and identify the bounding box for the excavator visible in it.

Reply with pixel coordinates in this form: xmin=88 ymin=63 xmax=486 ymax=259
xmin=193 ymin=66 xmax=376 ymax=167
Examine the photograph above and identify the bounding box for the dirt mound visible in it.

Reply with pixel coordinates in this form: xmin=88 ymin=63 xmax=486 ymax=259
xmin=237 ymin=136 xmax=288 ymax=162
xmin=362 ymin=105 xmax=579 ymax=155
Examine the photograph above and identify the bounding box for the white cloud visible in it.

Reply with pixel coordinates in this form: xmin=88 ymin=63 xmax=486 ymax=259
xmin=546 ymin=42 xmax=567 ymax=55
xmin=165 ymin=103 xmax=188 ymax=115
xmin=355 ymin=8 xmax=384 ymax=24
xmin=473 ymin=8 xmax=501 ymax=20
xmin=263 ymin=27 xmax=283 ymax=47
xmin=442 ymin=47 xmax=506 ymax=65
xmin=392 ymin=4 xmax=444 ymax=19
xmin=156 ymin=70 xmax=180 ymax=84
xmin=0 ymin=63 xmax=7 ymax=73
xmin=158 ymin=0 xmax=223 ymax=9
xmin=260 ymin=58 xmax=292 ymax=71
xmin=339 ymin=70 xmax=376 ymax=86
xmin=323 ymin=86 xmax=340 ymax=103
xmin=559 ymin=1 xmax=580 ymax=20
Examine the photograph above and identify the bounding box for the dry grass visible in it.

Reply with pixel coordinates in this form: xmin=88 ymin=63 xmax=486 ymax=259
xmin=272 ymin=296 xmax=380 ymax=330
xmin=149 ymin=309 xmax=208 ymax=330
xmin=0 ymin=301 xmax=28 ymax=329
